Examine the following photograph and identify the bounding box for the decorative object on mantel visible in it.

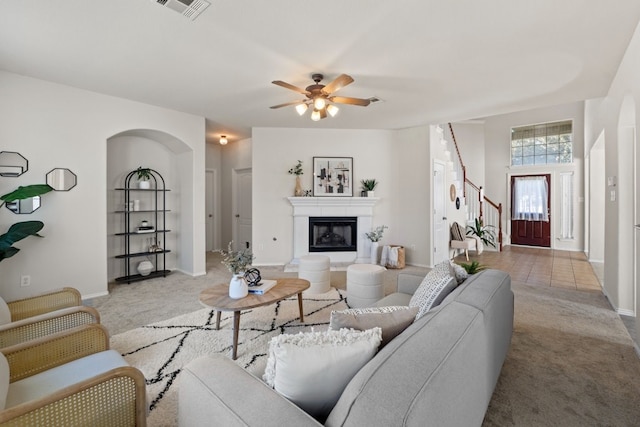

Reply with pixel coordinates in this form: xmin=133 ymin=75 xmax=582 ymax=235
xmin=135 ymin=167 xmax=152 ymax=189
xmin=287 ymin=160 xmax=304 ymax=196
xmin=218 ymin=241 xmax=255 ymax=299
xmin=313 ymin=157 xmax=353 ymax=197
xmin=360 ymin=179 xmax=378 ymax=198
xmin=303 ymin=190 xmax=312 ymax=197
xmin=365 ymin=225 xmax=388 ymax=265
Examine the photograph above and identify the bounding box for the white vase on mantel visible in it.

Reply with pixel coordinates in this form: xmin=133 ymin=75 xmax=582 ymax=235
xmin=370 ymin=241 xmax=380 ymax=265
xmin=367 ymin=191 xmax=375 ymax=198
xmin=229 ymin=274 xmax=248 ymax=299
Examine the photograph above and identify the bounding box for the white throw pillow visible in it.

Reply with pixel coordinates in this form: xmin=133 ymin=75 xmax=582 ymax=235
xmin=0 ymin=298 xmax=11 ymax=326
xmin=263 ymin=328 xmax=382 ymax=420
xmin=409 ymin=261 xmax=456 ymax=319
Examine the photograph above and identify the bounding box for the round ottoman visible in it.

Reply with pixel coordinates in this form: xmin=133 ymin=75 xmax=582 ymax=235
xmin=346 ymin=264 xmax=386 ymax=308
xmin=298 ymin=255 xmax=331 ymax=294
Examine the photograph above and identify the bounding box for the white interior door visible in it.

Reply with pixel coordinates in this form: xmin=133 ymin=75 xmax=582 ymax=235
xmin=205 ymin=170 xmax=217 ymax=251
xmin=233 ymin=168 xmax=252 ymax=251
xmin=433 ymin=161 xmax=448 ymax=264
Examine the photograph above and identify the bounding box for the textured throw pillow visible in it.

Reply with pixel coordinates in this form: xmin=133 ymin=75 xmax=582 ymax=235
xmin=263 ymin=328 xmax=382 ymax=420
xmin=449 ymin=260 xmax=468 ymax=284
xmin=409 ymin=261 xmax=456 ymax=319
xmin=450 ymin=222 xmax=466 ymax=241
xmin=329 ymin=306 xmax=419 ymax=347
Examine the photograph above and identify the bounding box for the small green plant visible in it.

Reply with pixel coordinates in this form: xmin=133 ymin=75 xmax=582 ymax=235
xmin=459 ymin=260 xmax=486 ymax=275
xmin=217 ymin=241 xmax=255 ymax=275
xmin=135 ymin=167 xmax=152 ymax=181
xmin=365 ymin=225 xmax=388 ymax=242
xmin=360 ymin=179 xmax=378 ymax=192
xmin=466 ymin=218 xmax=496 ymax=248
xmin=287 ymin=160 xmax=303 ymax=176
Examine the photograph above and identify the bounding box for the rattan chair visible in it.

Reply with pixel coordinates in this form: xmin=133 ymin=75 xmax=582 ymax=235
xmin=0 ymin=324 xmax=147 ymax=426
xmin=0 ymin=305 xmax=100 ymax=348
xmin=2 ymin=287 xmax=82 ymax=322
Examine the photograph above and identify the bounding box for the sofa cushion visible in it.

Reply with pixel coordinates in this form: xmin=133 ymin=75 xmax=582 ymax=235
xmin=5 ymin=350 xmax=128 ymax=408
xmin=329 ymin=306 xmax=419 ymax=347
xmin=263 ymin=328 xmax=382 ymax=421
xmin=409 ymin=261 xmax=457 ymax=319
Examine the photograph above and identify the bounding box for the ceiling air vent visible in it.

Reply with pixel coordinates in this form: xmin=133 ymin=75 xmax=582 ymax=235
xmin=153 ymin=0 xmax=210 ymax=21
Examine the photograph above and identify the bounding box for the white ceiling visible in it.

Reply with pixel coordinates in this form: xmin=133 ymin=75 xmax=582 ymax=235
xmin=2 ymin=0 xmax=640 ymax=143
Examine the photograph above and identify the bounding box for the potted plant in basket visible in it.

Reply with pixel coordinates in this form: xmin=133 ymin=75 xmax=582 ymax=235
xmin=466 ymin=218 xmax=496 ymax=255
xmin=360 ymin=179 xmax=378 ymax=197
xmin=288 ymin=160 xmax=304 ymax=197
xmin=365 ymin=225 xmax=388 ymax=264
xmin=218 ymin=241 xmax=255 ymax=299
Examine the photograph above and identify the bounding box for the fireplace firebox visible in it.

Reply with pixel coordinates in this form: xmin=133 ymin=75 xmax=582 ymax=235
xmin=309 ymin=216 xmax=357 ymax=252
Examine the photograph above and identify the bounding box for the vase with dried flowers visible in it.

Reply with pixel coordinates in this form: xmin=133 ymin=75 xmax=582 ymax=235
xmin=365 ymin=225 xmax=388 ymax=264
xmin=288 ymin=160 xmax=304 ymax=196
xmin=218 ymin=241 xmax=255 ymax=298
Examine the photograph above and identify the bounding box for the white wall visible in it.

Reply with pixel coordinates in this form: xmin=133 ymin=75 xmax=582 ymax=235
xmin=251 ymin=127 xmax=433 ymax=267
xmin=0 ymin=71 xmax=206 ymax=300
xmin=583 ymin=20 xmax=640 ymax=330
xmin=482 ymin=102 xmax=585 ymax=251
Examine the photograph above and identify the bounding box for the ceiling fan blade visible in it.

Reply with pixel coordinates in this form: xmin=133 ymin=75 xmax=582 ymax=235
xmin=272 ymin=80 xmax=310 ymax=95
xmin=329 ymin=96 xmax=371 ymax=107
xmin=269 ymin=100 xmax=306 ymax=109
xmin=321 ymin=74 xmax=354 ymax=95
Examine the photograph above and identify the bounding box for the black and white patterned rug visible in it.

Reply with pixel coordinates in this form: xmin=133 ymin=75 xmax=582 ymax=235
xmin=110 ymin=287 xmax=348 ymax=427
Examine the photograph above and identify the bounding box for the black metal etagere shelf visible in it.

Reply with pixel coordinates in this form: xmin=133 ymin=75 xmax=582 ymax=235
xmin=114 ymin=169 xmax=171 ymax=284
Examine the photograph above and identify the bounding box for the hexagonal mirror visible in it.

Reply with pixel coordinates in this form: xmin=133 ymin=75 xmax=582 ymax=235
xmin=46 ymin=168 xmax=77 ymax=191
xmin=5 ymin=196 xmax=41 ymax=214
xmin=0 ymin=151 xmax=28 ymax=177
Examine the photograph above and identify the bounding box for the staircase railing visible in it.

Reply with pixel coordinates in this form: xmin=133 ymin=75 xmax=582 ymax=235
xmin=448 ymin=123 xmax=503 ymax=251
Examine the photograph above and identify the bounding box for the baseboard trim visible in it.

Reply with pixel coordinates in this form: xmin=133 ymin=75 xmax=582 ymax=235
xmin=617 ymin=308 xmax=636 ymax=317
xmin=82 ymin=291 xmax=108 ymax=300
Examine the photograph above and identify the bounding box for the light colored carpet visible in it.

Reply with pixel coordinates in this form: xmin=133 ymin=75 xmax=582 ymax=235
xmin=110 ymin=288 xmax=348 ymax=427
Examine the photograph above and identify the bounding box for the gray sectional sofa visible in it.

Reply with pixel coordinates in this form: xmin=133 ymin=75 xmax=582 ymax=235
xmin=178 ymin=269 xmax=514 ymax=427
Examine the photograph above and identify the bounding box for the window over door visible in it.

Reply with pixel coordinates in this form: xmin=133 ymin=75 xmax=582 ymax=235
xmin=511 ymin=120 xmax=572 ymax=166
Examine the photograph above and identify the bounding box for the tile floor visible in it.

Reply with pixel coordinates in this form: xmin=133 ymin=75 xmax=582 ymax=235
xmin=457 ymin=245 xmax=602 ymax=292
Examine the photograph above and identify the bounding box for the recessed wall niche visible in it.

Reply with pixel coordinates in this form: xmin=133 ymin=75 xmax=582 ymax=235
xmin=0 ymin=151 xmax=28 ymax=177
xmin=46 ymin=168 xmax=77 ymax=191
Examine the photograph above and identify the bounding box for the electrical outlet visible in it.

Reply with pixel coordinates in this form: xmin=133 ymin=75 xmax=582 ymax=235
xmin=20 ymin=275 xmax=30 ymax=287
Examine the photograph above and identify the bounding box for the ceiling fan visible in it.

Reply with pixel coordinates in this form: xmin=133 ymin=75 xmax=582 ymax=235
xmin=270 ymin=73 xmax=371 ymax=121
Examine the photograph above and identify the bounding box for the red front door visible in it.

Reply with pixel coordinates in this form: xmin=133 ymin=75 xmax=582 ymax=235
xmin=510 ymin=174 xmax=551 ymax=247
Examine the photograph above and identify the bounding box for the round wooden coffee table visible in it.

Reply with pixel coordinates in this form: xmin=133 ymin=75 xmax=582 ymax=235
xmin=199 ymin=277 xmax=310 ymax=360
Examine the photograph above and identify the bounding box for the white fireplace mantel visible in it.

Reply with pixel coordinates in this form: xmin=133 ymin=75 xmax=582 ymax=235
xmin=287 ymin=197 xmax=379 ymax=264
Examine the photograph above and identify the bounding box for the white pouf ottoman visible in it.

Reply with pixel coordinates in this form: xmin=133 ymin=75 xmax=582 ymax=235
xmin=346 ymin=264 xmax=386 ymax=308
xmin=298 ymin=255 xmax=331 ymax=294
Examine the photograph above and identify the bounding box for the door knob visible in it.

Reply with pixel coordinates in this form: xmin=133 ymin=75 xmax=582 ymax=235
xmin=235 ymin=214 xmax=240 ymax=218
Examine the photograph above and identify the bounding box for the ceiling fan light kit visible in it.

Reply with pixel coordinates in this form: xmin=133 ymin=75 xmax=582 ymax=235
xmin=271 ymin=73 xmax=371 ymax=121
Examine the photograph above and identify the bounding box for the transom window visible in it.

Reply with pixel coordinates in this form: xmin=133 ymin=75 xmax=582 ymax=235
xmin=511 ymin=120 xmax=572 ymax=166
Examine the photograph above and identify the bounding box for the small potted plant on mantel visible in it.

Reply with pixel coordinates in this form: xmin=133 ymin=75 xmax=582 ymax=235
xmin=288 ymin=160 xmax=304 ymax=197
xmin=360 ymin=179 xmax=378 ymax=197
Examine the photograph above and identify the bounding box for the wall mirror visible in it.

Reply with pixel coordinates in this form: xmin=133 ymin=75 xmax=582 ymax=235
xmin=46 ymin=168 xmax=77 ymax=191
xmin=6 ymin=196 xmax=41 ymax=214
xmin=0 ymin=151 xmax=28 ymax=177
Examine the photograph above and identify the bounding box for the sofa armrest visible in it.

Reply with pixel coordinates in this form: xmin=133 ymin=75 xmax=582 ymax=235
xmin=8 ymin=287 xmax=82 ymax=321
xmin=0 ymin=366 xmax=147 ymax=426
xmin=179 ymin=355 xmax=321 ymax=427
xmin=2 ymin=324 xmax=110 ymax=382
xmin=0 ymin=306 xmax=100 ymax=348
xmin=397 ymin=273 xmax=424 ymax=295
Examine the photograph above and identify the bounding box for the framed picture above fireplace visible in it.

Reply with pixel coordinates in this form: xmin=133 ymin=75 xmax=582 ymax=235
xmin=313 ymin=157 xmax=353 ymax=197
